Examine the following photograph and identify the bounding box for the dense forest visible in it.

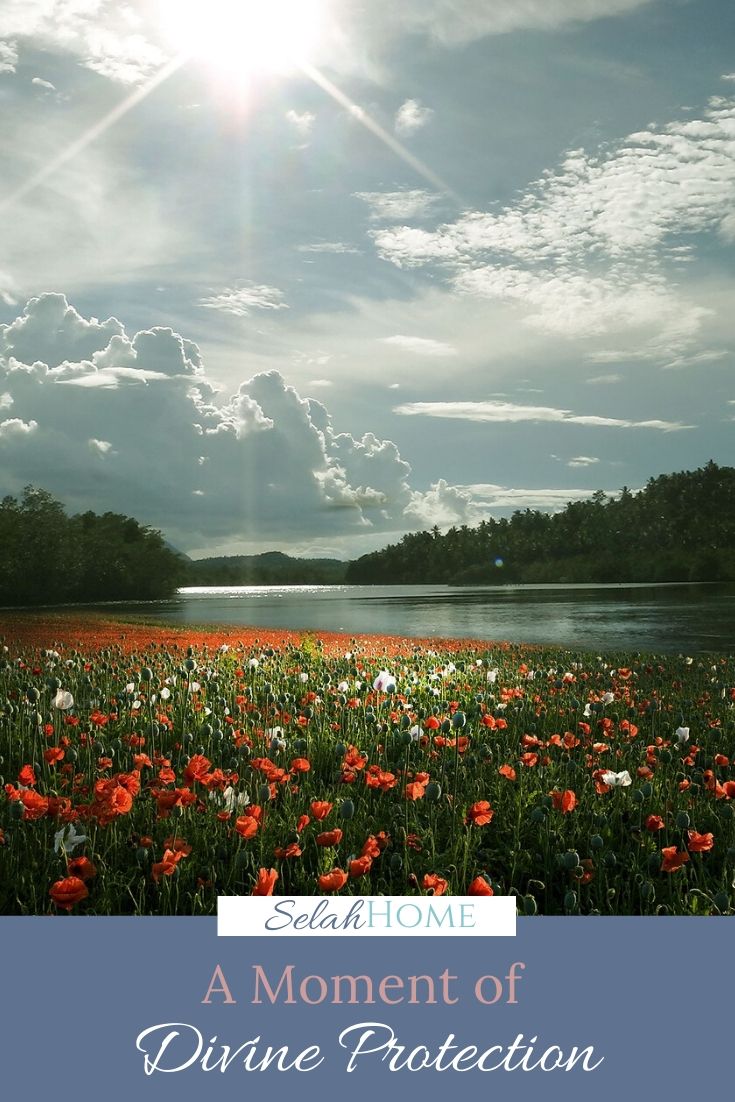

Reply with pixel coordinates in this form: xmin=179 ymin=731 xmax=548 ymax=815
xmin=346 ymin=463 xmax=735 ymax=585
xmin=0 ymin=487 xmax=186 ymax=605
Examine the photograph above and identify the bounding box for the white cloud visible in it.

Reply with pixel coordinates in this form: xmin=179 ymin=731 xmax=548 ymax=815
xmin=461 ymin=484 xmax=606 ymax=510
xmin=297 ymin=242 xmax=361 ymax=254
xmin=395 ymin=98 xmax=434 ymax=136
xmin=355 ymin=189 xmax=439 ymax=222
xmin=373 ymin=89 xmax=735 ymax=360
xmin=567 ymin=455 xmax=599 ymax=468
xmin=0 ymin=293 xmax=487 ymax=552
xmin=380 ymin=335 xmax=457 ymax=357
xmin=405 ymin=479 xmax=478 ymax=527
xmin=586 ymin=373 xmax=622 ymax=385
xmin=200 ymin=283 xmax=289 ymax=317
xmin=31 ymin=75 xmax=56 ymax=90
xmin=285 ymin=109 xmax=316 ymax=137
xmin=393 ymin=399 xmax=692 ymax=431
xmin=0 ymin=2 xmax=167 ymax=84
xmin=0 ymin=40 xmax=18 ymax=72
xmin=0 ymin=417 xmax=38 ymax=438
xmin=355 ymin=0 xmax=655 ymax=47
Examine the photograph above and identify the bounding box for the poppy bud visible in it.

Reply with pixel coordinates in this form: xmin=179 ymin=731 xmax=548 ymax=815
xmin=564 ymin=890 xmax=578 ymax=912
xmin=258 ymin=784 xmax=272 ymax=803
xmin=523 ymin=895 xmax=537 ymax=916
xmin=425 ymin=782 xmax=442 ymax=802
xmin=675 ymin=811 xmax=690 ymax=830
xmin=339 ymin=799 xmax=355 ymax=820
xmin=603 ymin=851 xmax=617 ymax=869
xmin=235 ymin=850 xmax=250 ymax=869
xmin=141 ymin=668 xmax=153 ymax=683
xmin=640 ymin=881 xmax=655 ymax=902
xmin=136 ymin=846 xmax=149 ymax=865
xmin=590 ymin=834 xmax=604 ymax=850
xmin=9 ymin=800 xmax=24 ymax=821
xmin=390 ymin=853 xmax=403 ymax=872
xmin=631 ymin=789 xmax=644 ymax=804
xmin=714 ymin=891 xmax=730 ymax=913
xmin=642 ymin=782 xmax=653 ymax=797
xmin=530 ymin=807 xmax=546 ymax=823
xmin=26 ymin=687 xmax=40 ymax=703
xmin=441 ymin=719 xmax=451 ymax=734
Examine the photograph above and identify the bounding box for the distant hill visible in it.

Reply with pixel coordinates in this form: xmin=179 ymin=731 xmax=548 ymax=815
xmin=187 ymin=551 xmax=347 ymax=586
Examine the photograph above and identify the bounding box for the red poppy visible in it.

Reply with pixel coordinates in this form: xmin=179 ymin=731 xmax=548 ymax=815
xmin=152 ymin=848 xmax=185 ymax=882
xmin=660 ymin=846 xmax=689 ymax=873
xmin=49 ymin=875 xmax=89 ymax=911
xmin=645 ymin=814 xmax=665 ymax=832
xmin=18 ymin=764 xmax=36 ymax=787
xmin=467 ymin=876 xmax=494 ymax=896
xmin=316 ymin=829 xmax=343 ymax=847
xmin=349 ymin=855 xmax=373 ymax=878
xmin=317 ymin=868 xmax=348 ymax=892
xmin=290 ymin=757 xmax=311 ymax=773
xmin=687 ymin=830 xmax=714 ymax=853
xmin=67 ymin=856 xmax=97 ymax=881
xmin=252 ymin=868 xmax=278 ymax=896
xmin=498 ymin=764 xmax=516 ymax=781
xmin=235 ymin=815 xmax=259 ymax=840
xmin=423 ymin=873 xmax=448 ymax=896
xmin=550 ymin=789 xmax=577 ymax=814
xmin=466 ymin=801 xmax=493 ymax=826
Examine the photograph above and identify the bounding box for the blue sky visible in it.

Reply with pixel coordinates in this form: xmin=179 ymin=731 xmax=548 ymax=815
xmin=0 ymin=0 xmax=733 ymax=558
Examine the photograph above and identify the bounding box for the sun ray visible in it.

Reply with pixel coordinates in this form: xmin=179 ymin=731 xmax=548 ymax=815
xmin=300 ymin=62 xmax=462 ymax=206
xmin=0 ymin=54 xmax=187 ymax=213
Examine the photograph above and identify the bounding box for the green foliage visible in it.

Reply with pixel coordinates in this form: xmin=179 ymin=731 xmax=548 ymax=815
xmin=0 ymin=486 xmax=186 ymax=606
xmin=346 ymin=462 xmax=735 ymax=584
xmin=187 ymin=551 xmax=347 ymax=586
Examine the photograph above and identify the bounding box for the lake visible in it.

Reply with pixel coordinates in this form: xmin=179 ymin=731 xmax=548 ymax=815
xmin=111 ymin=582 xmax=735 ymax=654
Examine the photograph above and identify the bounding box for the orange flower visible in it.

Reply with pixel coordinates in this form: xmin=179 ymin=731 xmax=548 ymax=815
xmin=316 ymin=829 xmax=343 ymax=847
xmin=660 ymin=846 xmax=689 ymax=873
xmin=466 ymin=800 xmax=494 ymax=826
xmin=317 ymin=868 xmax=348 ymax=892
xmin=290 ymin=757 xmax=311 ymax=773
xmin=43 ymin=747 xmax=65 ymax=765
xmin=252 ymin=868 xmax=278 ymax=896
xmin=687 ymin=830 xmax=714 ymax=853
xmin=18 ymin=764 xmax=36 ymax=787
xmin=645 ymin=814 xmax=665 ymax=832
xmin=349 ymin=855 xmax=373 ymax=878
xmin=67 ymin=856 xmax=97 ymax=881
xmin=498 ymin=764 xmax=516 ymax=781
xmin=468 ymin=876 xmax=494 ymax=896
xmin=550 ymin=789 xmax=577 ymax=814
xmin=423 ymin=873 xmax=448 ymax=896
xmin=405 ymin=781 xmax=426 ymax=801
xmin=152 ymin=848 xmax=185 ymax=882
xmin=235 ymin=815 xmax=259 ymax=840
xmin=49 ymin=875 xmax=88 ymax=911
xmin=20 ymin=790 xmax=50 ymax=821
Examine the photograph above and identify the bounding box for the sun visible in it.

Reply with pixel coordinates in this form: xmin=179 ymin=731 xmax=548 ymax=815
xmin=159 ymin=0 xmax=326 ymax=80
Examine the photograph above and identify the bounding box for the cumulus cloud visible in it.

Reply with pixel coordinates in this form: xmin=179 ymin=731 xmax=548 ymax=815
xmin=395 ymin=98 xmax=434 ymax=136
xmin=285 ymin=109 xmax=316 ymax=137
xmin=0 ymin=293 xmax=486 ymax=551
xmin=380 ymin=335 xmax=457 ymax=357
xmin=0 ymin=40 xmax=18 ymax=72
xmin=200 ymin=284 xmax=289 ymax=317
xmin=355 ymin=189 xmax=440 ymax=222
xmin=372 ymin=89 xmax=735 ymax=361
xmin=0 ymin=2 xmax=167 ymax=84
xmin=393 ymin=399 xmax=692 ymax=431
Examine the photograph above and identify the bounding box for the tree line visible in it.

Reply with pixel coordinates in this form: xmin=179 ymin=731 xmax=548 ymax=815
xmin=0 ymin=487 xmax=186 ymax=606
xmin=346 ymin=462 xmax=735 ymax=585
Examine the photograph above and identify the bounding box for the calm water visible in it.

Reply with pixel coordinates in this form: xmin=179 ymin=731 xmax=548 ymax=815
xmin=111 ymin=583 xmax=735 ymax=654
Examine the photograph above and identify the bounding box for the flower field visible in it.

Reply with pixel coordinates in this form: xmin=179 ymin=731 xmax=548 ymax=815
xmin=1 ymin=614 xmax=734 ymax=916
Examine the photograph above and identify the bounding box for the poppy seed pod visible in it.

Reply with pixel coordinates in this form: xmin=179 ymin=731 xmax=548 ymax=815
xmin=339 ymin=799 xmax=355 ymax=820
xmin=451 ymin=711 xmax=466 ymax=729
xmin=140 ymin=667 xmax=153 ymax=682
xmin=523 ymin=895 xmax=537 ymax=916
xmin=9 ymin=800 xmax=24 ymax=821
xmin=590 ymin=834 xmax=604 ymax=850
xmin=676 ymin=811 xmax=691 ymax=830
xmin=713 ymin=891 xmax=730 ymax=913
xmin=640 ymin=880 xmax=655 ymax=902
xmin=26 ymin=687 xmax=40 ymax=703
xmin=561 ymin=850 xmax=580 ymax=870
xmin=563 ymin=890 xmax=578 ymax=912
xmin=258 ymin=784 xmax=272 ymax=803
xmin=425 ymin=782 xmax=442 ymax=802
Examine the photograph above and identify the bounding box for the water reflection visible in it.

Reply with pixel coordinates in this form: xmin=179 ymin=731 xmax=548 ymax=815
xmin=104 ymin=582 xmax=735 ymax=654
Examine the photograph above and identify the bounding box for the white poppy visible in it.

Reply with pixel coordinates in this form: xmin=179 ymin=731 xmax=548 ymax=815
xmin=52 ymin=689 xmax=74 ymax=710
xmin=160 ymin=687 xmax=171 ymax=700
xmin=53 ymin=823 xmax=88 ymax=854
xmin=675 ymin=726 xmax=690 ymax=744
xmin=299 ymin=672 xmax=309 ymax=683
xmin=409 ymin=725 xmax=423 ymax=741
xmin=373 ymin=670 xmax=396 ymax=693
xmin=601 ymin=770 xmax=632 ymax=787
xmin=602 ymin=692 xmax=615 ymax=705
xmin=248 ymin=657 xmax=259 ymax=669
xmin=486 ymin=669 xmax=499 ymax=684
